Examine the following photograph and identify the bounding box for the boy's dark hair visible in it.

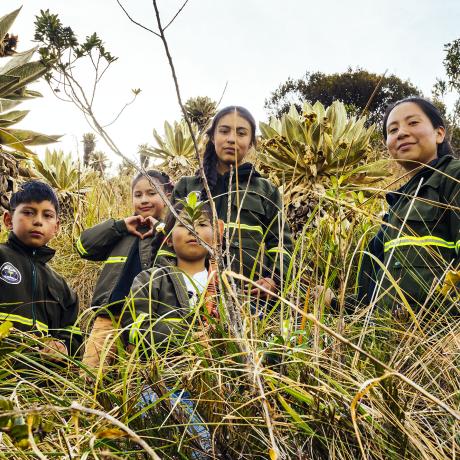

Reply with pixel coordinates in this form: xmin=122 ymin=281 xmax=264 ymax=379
xmin=132 ymin=170 xmax=173 ymax=194
xmin=382 ymin=96 xmax=455 ymax=158
xmin=10 ymin=180 xmax=60 ymax=214
xmin=151 ymin=200 xmax=212 ymax=263
xmin=199 ymin=106 xmax=257 ymax=190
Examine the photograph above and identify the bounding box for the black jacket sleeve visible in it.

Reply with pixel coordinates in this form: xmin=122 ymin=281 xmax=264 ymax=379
xmin=75 ymin=219 xmax=128 ymax=261
xmin=122 ymin=268 xmax=182 ymax=352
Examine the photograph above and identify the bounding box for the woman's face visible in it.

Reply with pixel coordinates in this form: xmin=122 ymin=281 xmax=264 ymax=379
xmin=385 ymin=102 xmax=445 ymax=171
xmin=212 ymin=112 xmax=253 ymax=173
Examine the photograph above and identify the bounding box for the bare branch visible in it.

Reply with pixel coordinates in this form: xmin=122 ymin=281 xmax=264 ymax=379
xmin=115 ymin=0 xmax=161 ymax=37
xmin=163 ymin=0 xmax=190 ymax=31
xmin=102 ymin=92 xmax=139 ymax=128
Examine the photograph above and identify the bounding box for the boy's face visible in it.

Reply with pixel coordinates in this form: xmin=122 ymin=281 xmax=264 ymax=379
xmin=3 ymin=201 xmax=59 ymax=248
xmin=168 ymin=212 xmax=213 ymax=262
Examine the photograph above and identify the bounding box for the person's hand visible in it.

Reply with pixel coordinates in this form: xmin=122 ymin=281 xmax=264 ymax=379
xmin=124 ymin=216 xmax=159 ymax=239
xmin=142 ymin=216 xmax=160 ymax=238
xmin=250 ymin=277 xmax=277 ymax=298
xmin=40 ymin=339 xmax=68 ymax=362
xmin=312 ymin=285 xmax=335 ymax=308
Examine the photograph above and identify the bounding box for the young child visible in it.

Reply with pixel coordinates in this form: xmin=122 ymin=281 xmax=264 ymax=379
xmin=122 ymin=198 xmax=214 ymax=350
xmin=77 ymin=170 xmax=172 ymax=371
xmin=0 ymin=180 xmax=81 ymax=359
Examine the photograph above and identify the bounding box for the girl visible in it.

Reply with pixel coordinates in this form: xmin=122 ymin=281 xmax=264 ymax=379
xmin=122 ymin=199 xmax=214 ymax=350
xmin=332 ymin=97 xmax=460 ymax=315
xmin=173 ymin=106 xmax=292 ymax=297
xmin=77 ymin=170 xmax=172 ymax=371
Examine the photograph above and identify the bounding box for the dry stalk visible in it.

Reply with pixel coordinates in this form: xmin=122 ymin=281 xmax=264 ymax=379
xmin=223 ymin=271 xmax=460 ymax=422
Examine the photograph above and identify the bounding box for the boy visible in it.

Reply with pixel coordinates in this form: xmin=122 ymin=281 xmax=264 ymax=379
xmin=0 ymin=180 xmax=81 ymax=358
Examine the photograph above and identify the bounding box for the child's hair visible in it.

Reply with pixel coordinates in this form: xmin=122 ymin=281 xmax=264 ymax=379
xmin=132 ymin=170 xmax=173 ymax=194
xmin=151 ymin=200 xmax=213 ymax=263
xmin=199 ymin=106 xmax=257 ymax=190
xmin=10 ymin=180 xmax=60 ymax=214
xmin=382 ymin=96 xmax=454 ymax=158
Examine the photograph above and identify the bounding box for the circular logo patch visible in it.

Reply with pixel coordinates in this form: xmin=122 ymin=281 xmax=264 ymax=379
xmin=0 ymin=262 xmax=22 ymax=285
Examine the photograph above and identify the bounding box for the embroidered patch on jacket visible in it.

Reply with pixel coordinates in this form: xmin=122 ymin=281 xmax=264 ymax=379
xmin=0 ymin=262 xmax=22 ymax=285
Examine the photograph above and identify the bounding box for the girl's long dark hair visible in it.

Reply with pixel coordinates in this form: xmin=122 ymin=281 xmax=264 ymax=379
xmin=199 ymin=106 xmax=257 ymax=190
xmin=382 ymin=97 xmax=454 ymax=158
xmin=132 ymin=169 xmax=173 ymax=193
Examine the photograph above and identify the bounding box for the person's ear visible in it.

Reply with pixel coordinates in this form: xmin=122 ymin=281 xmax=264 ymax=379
xmin=3 ymin=211 xmax=13 ymax=230
xmin=436 ymin=126 xmax=446 ymax=144
xmin=166 ymin=237 xmax=173 ymax=247
xmin=54 ymin=218 xmax=60 ymax=235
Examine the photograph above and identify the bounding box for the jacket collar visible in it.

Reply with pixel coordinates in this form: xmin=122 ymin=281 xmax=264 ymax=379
xmin=7 ymin=232 xmax=55 ymax=263
xmin=218 ymin=162 xmax=261 ymax=182
xmin=386 ymin=155 xmax=453 ymax=207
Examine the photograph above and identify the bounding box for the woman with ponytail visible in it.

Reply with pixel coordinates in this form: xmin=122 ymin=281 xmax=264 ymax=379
xmin=173 ymin=106 xmax=292 ymax=297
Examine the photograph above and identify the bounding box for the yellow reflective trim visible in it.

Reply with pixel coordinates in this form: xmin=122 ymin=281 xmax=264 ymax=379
xmin=105 ymin=256 xmax=128 ymax=264
xmin=267 ymin=247 xmax=290 ymax=256
xmin=384 ymin=236 xmax=456 ymax=253
xmin=0 ymin=312 xmax=48 ymax=332
xmin=76 ymin=237 xmax=88 ymax=256
xmin=128 ymin=312 xmax=149 ymax=344
xmin=64 ymin=325 xmax=82 ymax=335
xmin=157 ymin=249 xmax=176 ymax=258
xmin=224 ymin=222 xmax=263 ymax=235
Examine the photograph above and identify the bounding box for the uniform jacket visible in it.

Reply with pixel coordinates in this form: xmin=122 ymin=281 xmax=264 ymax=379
xmin=76 ymin=218 xmax=156 ymax=315
xmin=122 ymin=259 xmax=193 ymax=349
xmin=172 ymin=163 xmax=293 ymax=281
xmin=356 ymin=155 xmax=460 ymax=313
xmin=0 ymin=232 xmax=81 ymax=355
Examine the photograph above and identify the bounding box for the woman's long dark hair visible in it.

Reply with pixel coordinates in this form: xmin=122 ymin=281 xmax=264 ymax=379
xmin=382 ymin=97 xmax=454 ymax=158
xmin=199 ymin=106 xmax=257 ymax=190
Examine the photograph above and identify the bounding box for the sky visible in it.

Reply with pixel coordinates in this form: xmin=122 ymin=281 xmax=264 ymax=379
xmin=2 ymin=0 xmax=460 ymax=170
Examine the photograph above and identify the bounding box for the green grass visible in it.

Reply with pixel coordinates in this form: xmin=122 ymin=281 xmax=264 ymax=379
xmin=0 ymin=171 xmax=459 ymax=459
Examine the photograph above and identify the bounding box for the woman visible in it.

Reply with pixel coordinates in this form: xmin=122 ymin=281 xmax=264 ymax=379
xmin=173 ymin=106 xmax=292 ymax=296
xmin=351 ymin=97 xmax=460 ymax=315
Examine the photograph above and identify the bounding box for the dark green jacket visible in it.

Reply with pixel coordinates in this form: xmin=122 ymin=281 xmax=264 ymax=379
xmin=172 ymin=164 xmax=293 ymax=282
xmin=0 ymin=232 xmax=82 ymax=355
xmin=76 ymin=219 xmax=159 ymax=315
xmin=122 ymin=258 xmax=192 ymax=349
xmin=357 ymin=155 xmax=460 ymax=313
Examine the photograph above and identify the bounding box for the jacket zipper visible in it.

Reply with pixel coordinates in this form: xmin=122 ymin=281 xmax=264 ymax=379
xmin=29 ymin=252 xmax=37 ymax=326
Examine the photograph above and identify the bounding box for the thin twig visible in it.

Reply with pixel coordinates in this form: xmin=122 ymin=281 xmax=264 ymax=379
xmin=115 ymin=0 xmax=160 ymax=37
xmin=163 ymin=0 xmax=190 ymax=31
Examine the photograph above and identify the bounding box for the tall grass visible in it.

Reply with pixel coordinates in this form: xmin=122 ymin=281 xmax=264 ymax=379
xmin=0 ymin=170 xmax=459 ymax=459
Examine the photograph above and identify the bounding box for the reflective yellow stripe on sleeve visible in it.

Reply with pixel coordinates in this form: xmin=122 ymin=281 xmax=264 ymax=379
xmin=157 ymin=249 xmax=176 ymax=258
xmin=128 ymin=312 xmax=149 ymax=344
xmin=0 ymin=313 xmax=48 ymax=333
xmin=105 ymin=256 xmax=128 ymax=264
xmin=384 ymin=235 xmax=456 ymax=253
xmin=224 ymin=223 xmax=263 ymax=235
xmin=76 ymin=237 xmax=88 ymax=256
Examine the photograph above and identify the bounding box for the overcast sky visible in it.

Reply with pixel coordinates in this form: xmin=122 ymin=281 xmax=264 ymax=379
xmin=3 ymin=0 xmax=460 ymax=169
